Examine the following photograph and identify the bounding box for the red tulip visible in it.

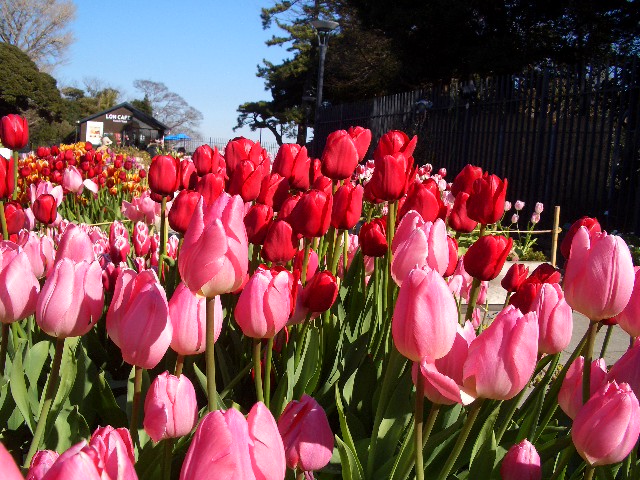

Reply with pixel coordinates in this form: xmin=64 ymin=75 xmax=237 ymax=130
xmin=359 ymin=219 xmax=387 ymax=257
xmin=257 ymin=173 xmax=290 ymax=211
xmin=444 ymin=235 xmax=458 ymax=278
xmin=373 ymin=130 xmax=417 ymax=161
xmin=561 ymin=216 xmax=601 ymax=259
xmin=572 ymin=381 xmax=640 ymax=466
xmin=448 ymin=191 xmax=477 ymax=233
xmin=501 ymin=263 xmax=529 ymax=293
xmin=392 ymin=266 xmax=458 ymax=361
xmin=463 ymin=306 xmax=538 ymax=400
xmin=36 ymin=259 xmax=104 ymax=338
xmin=227 ymin=157 xmax=267 ymax=202
xmin=224 ymin=137 xmax=256 ymax=173
xmin=463 ymin=235 xmax=512 ymax=281
xmin=558 ymin=356 xmax=608 ymax=420
xmin=148 ymin=155 xmax=180 ymax=197
xmin=4 ymin=201 xmax=25 ymax=235
xmin=564 ymin=227 xmax=635 ymax=320
xmin=365 ymin=152 xmax=413 ymax=201
xmin=168 ymin=189 xmax=201 ymax=234
xmin=288 ymin=189 xmax=333 ymax=238
xmin=273 ymin=144 xmax=310 ymax=190
xmin=261 ymin=219 xmax=298 ymax=264
xmin=321 ymin=130 xmax=360 ymax=180
xmin=278 ymin=395 xmax=333 ymax=472
xmin=192 ymin=144 xmax=217 ymax=176
xmin=235 ymin=267 xmax=291 ymax=338
xmin=466 ymin=173 xmax=507 ymax=224
xmin=450 ymin=164 xmax=483 ymax=196
xmin=301 ymin=270 xmax=338 ymax=313
xmin=347 ymin=125 xmax=372 ymax=161
xmin=179 ymin=159 xmax=197 ymax=190
xmin=500 ymin=439 xmax=541 ymax=480
xmin=244 ymin=203 xmax=274 ymax=246
xmin=398 ymin=179 xmax=444 ymax=222
xmin=144 ymin=371 xmax=198 ymax=442
xmin=331 ymin=183 xmax=363 ymax=230
xmin=0 ymin=114 xmax=28 ymax=150
xmin=195 ymin=172 xmax=225 ymax=206
xmin=0 ymin=155 xmax=14 ymax=199
xmin=106 ymin=269 xmax=172 ymax=369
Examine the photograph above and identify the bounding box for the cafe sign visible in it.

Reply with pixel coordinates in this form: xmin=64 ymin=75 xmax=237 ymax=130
xmin=105 ymin=114 xmax=132 ymax=123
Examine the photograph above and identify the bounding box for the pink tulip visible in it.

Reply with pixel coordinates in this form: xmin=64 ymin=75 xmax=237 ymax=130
xmin=132 ymin=222 xmax=151 ymax=257
xmin=608 ymin=342 xmax=640 ymax=401
xmin=278 ymin=395 xmax=333 ymax=472
xmin=144 ymin=371 xmax=198 ymax=442
xmin=36 ymin=259 xmax=104 ymax=338
xmin=564 ymin=227 xmax=635 ymax=320
xmin=463 ymin=306 xmax=538 ymax=400
xmin=413 ymin=323 xmax=476 ymax=405
xmin=0 ymin=242 xmax=40 ymax=324
xmin=62 ymin=166 xmax=84 ymax=193
xmin=558 ymin=356 xmax=608 ymax=420
xmin=121 ymin=190 xmax=161 ymax=227
xmin=18 ymin=231 xmax=55 ymax=278
xmin=391 ymin=211 xmax=449 ymax=285
xmin=178 ymin=193 xmax=248 ymax=298
xmin=500 ymin=439 xmax=541 ymax=480
xmin=55 ymin=224 xmax=94 ymax=264
xmin=235 ymin=267 xmax=291 ymax=338
xmin=106 ymin=268 xmax=172 ymax=369
xmin=572 ymin=381 xmax=640 ymax=466
xmin=531 ymin=283 xmax=573 ymax=354
xmin=27 ymin=450 xmax=59 ymax=480
xmin=88 ymin=426 xmax=137 ymax=480
xmin=392 ymin=266 xmax=458 ymax=362
xmin=616 ymin=267 xmax=640 ymax=337
xmin=169 ymin=282 xmax=222 ymax=355
xmin=39 ymin=442 xmax=102 ymax=480
xmin=180 ymin=403 xmax=285 ymax=480
xmin=0 ymin=441 xmax=24 ymax=480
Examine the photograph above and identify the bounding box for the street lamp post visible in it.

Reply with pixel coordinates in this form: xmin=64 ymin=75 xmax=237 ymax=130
xmin=311 ymin=19 xmax=339 ymax=156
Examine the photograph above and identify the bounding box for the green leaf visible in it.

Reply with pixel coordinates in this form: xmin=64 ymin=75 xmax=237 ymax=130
xmin=50 ymin=406 xmax=90 ymax=452
xmin=335 ymin=386 xmax=365 ymax=479
xmin=469 ymin=402 xmax=501 ymax=464
xmin=336 ymin=435 xmax=363 ymax=480
xmin=469 ymin=431 xmax=497 ymax=479
xmin=9 ymin=340 xmax=35 ymax=432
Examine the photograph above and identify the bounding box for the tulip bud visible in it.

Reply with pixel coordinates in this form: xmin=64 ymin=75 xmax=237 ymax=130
xmin=359 ymin=219 xmax=387 ymax=257
xmin=531 ymin=283 xmax=572 ymax=354
xmin=168 ymin=189 xmax=201 ymax=234
xmin=0 ymin=114 xmax=28 ymax=150
xmin=288 ymin=189 xmax=333 ymax=238
xmin=321 ymin=130 xmax=360 ymax=180
xmin=0 ymin=155 xmax=14 ymax=199
xmin=331 ymin=183 xmax=363 ymax=230
xmin=450 ymin=164 xmax=483 ymax=196
xmin=501 ymin=263 xmax=529 ymax=293
xmin=392 ymin=266 xmax=458 ymax=361
xmin=564 ymin=228 xmax=635 ymax=320
xmin=244 ymin=203 xmax=274 ymax=246
xmin=572 ymin=381 xmax=640 ymax=466
xmin=448 ymin=191 xmax=478 ymax=233
xmin=148 ymin=155 xmax=180 ymax=197
xmin=561 ymin=216 xmax=601 ymax=259
xmin=500 ymin=439 xmax=541 ymax=480
xmin=32 ymin=194 xmax=57 ymax=225
xmin=27 ymin=449 xmax=59 ymax=480
xmin=235 ymin=267 xmax=292 ymax=338
xmin=466 ymin=173 xmax=507 ymax=224
xmin=278 ymin=395 xmax=334 ymax=472
xmin=144 ymin=371 xmax=198 ymax=442
xmin=301 ymin=271 xmax=338 ymax=313
xmin=463 ymin=235 xmax=513 ymax=281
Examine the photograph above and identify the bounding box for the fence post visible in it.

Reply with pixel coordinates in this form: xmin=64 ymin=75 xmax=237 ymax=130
xmin=551 ymin=205 xmax=561 ymax=267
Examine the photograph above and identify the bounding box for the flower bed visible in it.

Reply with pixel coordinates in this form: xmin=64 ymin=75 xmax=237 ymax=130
xmin=0 ymin=115 xmax=638 ymax=480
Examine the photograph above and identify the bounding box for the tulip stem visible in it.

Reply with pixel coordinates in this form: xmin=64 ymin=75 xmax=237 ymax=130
xmin=464 ymin=277 xmax=482 ymax=322
xmin=422 ymin=403 xmax=440 ymax=448
xmin=414 ymin=373 xmax=425 ymax=480
xmin=163 ymin=438 xmax=174 ymax=480
xmin=25 ymin=337 xmax=65 ymax=467
xmin=253 ymin=339 xmax=264 ymax=403
xmin=0 ymin=200 xmax=7 ymax=240
xmin=158 ymin=197 xmax=168 ymax=280
xmin=582 ymin=320 xmax=599 ymax=405
xmin=174 ymin=354 xmax=184 ymax=377
xmin=206 ymin=298 xmax=217 ymax=412
xmin=583 ymin=466 xmax=595 ymax=480
xmin=437 ymin=399 xmax=484 ymax=480
xmin=300 ymin=240 xmax=311 ymax=286
xmin=12 ymin=151 xmax=18 ymax=201
xmin=599 ymin=325 xmax=613 ymax=358
xmin=0 ymin=323 xmax=8 ymax=376
xmin=495 ymin=386 xmax=527 ymax=444
xmin=264 ymin=337 xmax=274 ymax=409
xmin=130 ymin=365 xmax=143 ymax=448
xmin=343 ymin=230 xmax=349 ymax=274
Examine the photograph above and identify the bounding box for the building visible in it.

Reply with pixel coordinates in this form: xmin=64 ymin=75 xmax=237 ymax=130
xmin=77 ymin=102 xmax=167 ymax=148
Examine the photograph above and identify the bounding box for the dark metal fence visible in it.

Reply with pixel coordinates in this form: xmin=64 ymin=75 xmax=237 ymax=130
xmin=315 ymin=58 xmax=640 ymax=234
xmin=165 ymin=137 xmax=280 ymax=159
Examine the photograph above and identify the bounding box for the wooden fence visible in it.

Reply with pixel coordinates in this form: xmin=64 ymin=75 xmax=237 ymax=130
xmin=315 ymin=58 xmax=640 ymax=233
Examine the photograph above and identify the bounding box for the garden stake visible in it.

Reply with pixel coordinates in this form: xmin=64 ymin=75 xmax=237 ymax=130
xmin=206 ymin=297 xmax=218 ymax=411
xmin=414 ymin=373 xmax=425 ymax=480
xmin=25 ymin=337 xmax=65 ymax=467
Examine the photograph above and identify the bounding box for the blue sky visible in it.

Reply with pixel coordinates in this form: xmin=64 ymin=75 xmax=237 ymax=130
xmin=57 ymin=0 xmax=289 ymax=142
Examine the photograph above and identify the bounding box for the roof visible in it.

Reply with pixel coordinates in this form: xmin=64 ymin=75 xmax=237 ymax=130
xmin=78 ymin=102 xmax=168 ymax=130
